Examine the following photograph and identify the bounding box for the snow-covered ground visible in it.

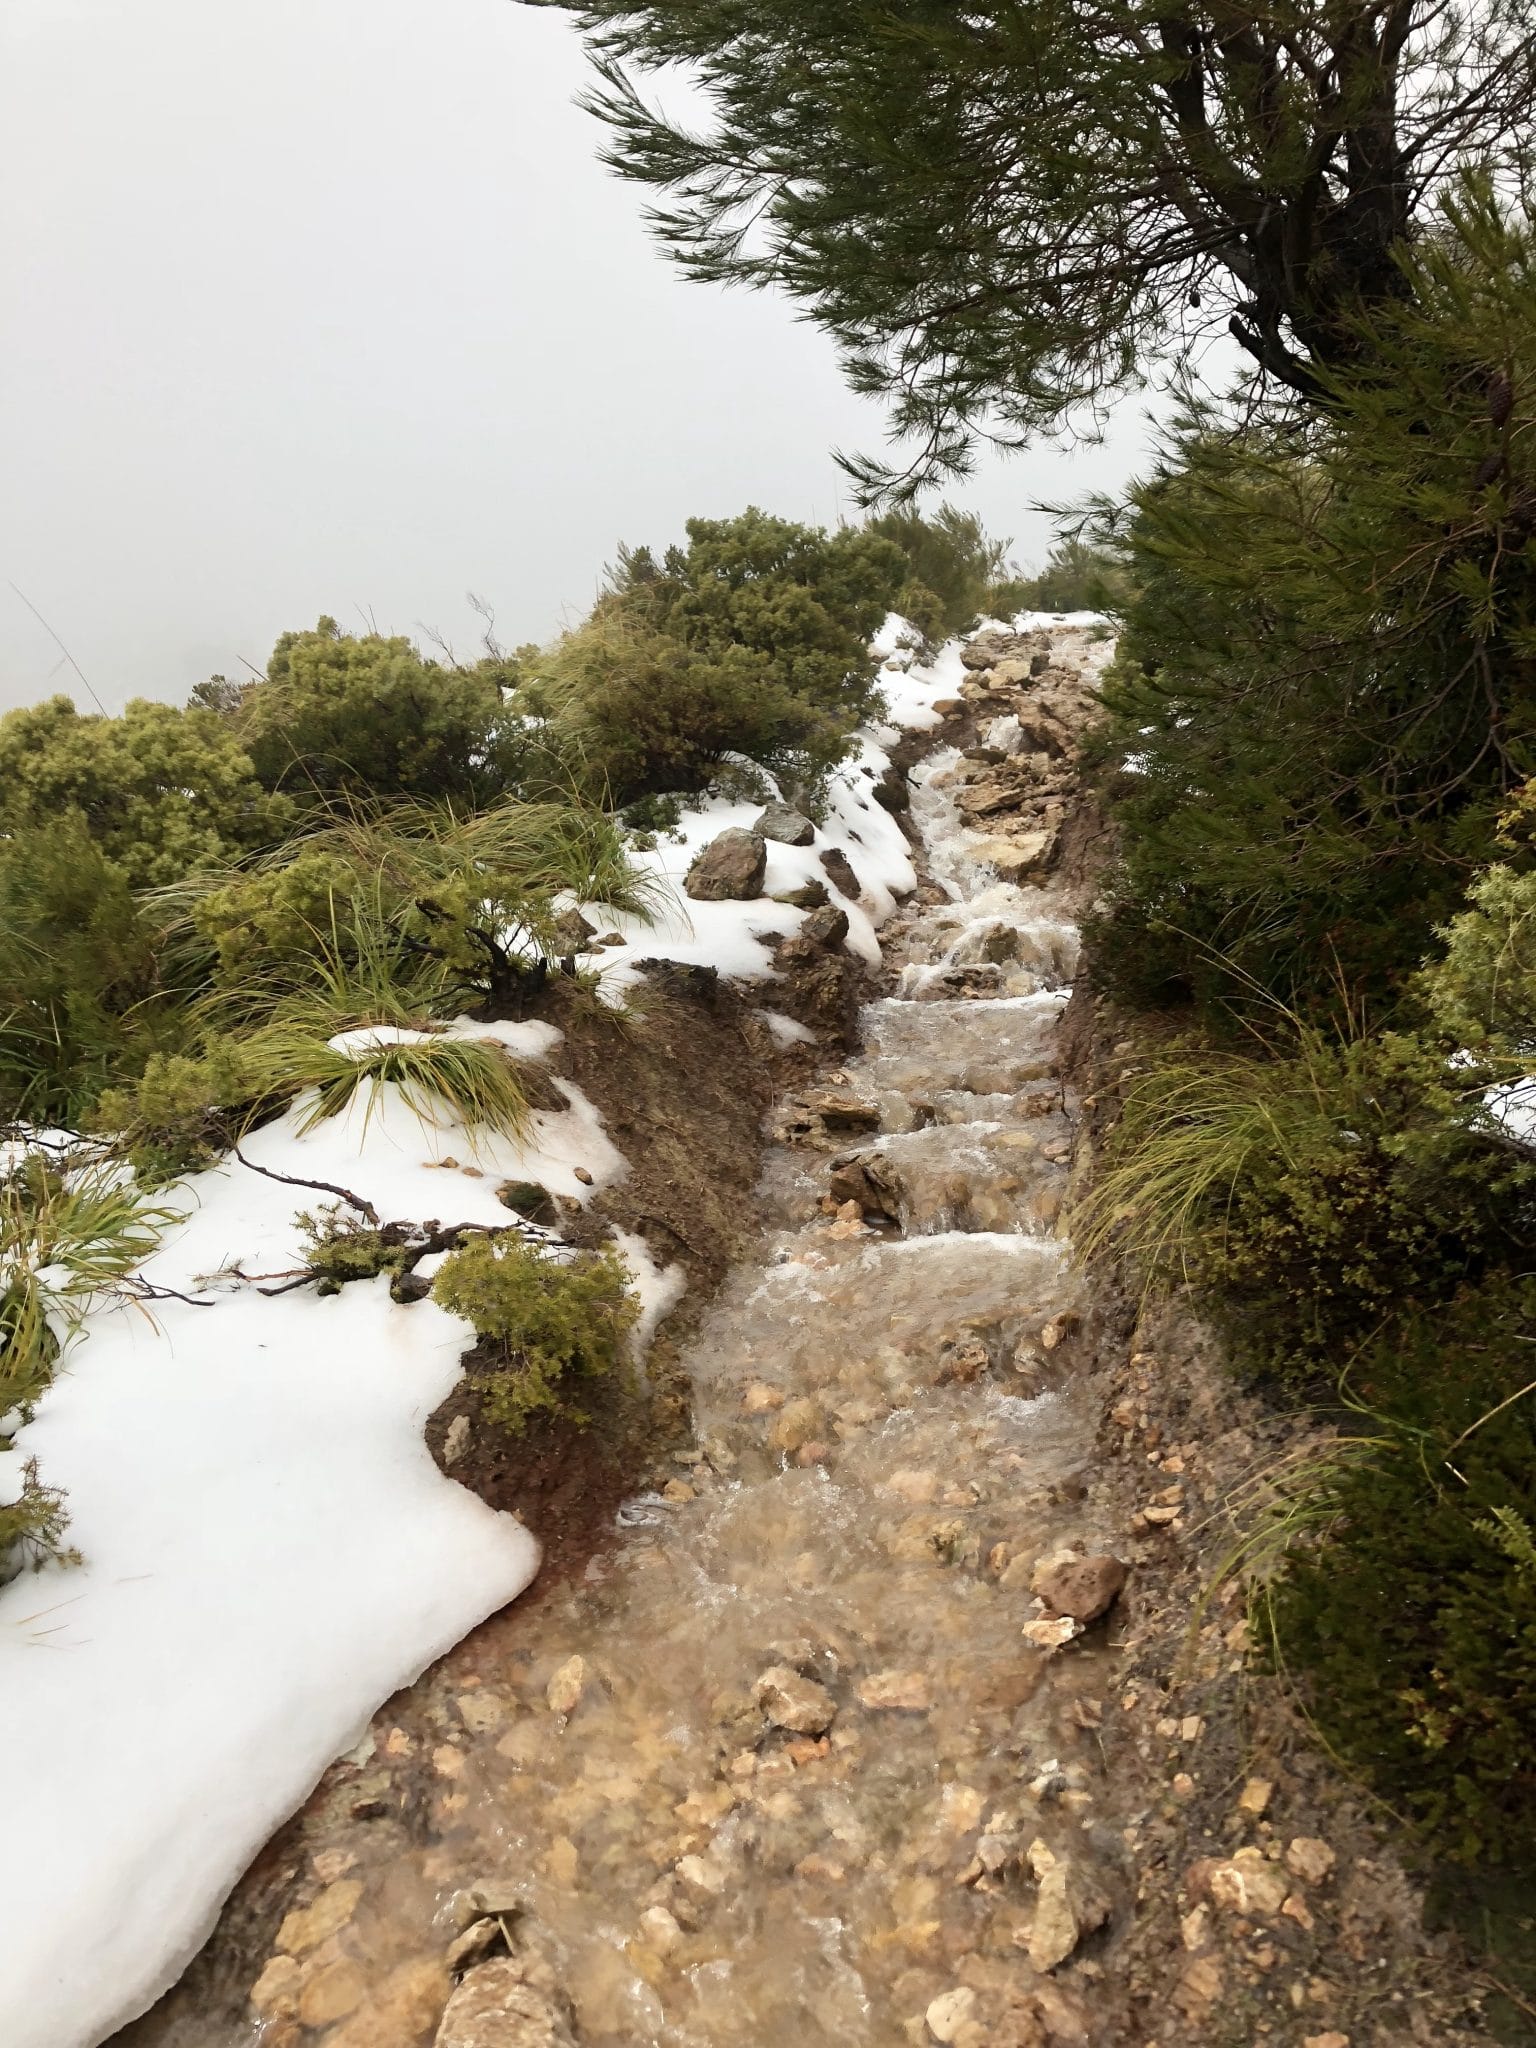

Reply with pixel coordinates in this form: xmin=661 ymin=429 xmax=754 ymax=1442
xmin=0 ymin=616 xmax=965 ymax=2048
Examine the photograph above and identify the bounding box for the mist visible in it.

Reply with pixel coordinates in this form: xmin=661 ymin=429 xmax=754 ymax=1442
xmin=0 ymin=0 xmax=1157 ymax=712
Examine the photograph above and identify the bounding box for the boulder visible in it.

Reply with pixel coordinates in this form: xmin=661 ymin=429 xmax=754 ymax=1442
xmin=685 ymin=828 xmax=767 ymax=901
xmin=969 ymin=829 xmax=1057 ymax=884
xmin=755 ymin=802 xmax=816 ymax=846
xmin=433 ymin=1957 xmax=577 ymax=2048
xmin=1030 ymin=1553 xmax=1127 ymax=1624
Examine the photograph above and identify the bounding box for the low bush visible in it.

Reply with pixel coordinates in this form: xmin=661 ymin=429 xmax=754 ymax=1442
xmin=0 ymin=814 xmax=179 ymax=1126
xmin=0 ymin=694 xmax=292 ymax=887
xmin=431 ymin=1232 xmax=637 ymax=1433
xmin=0 ymin=1150 xmax=177 ymax=1572
xmin=1263 ymin=1277 xmax=1536 ymax=1865
xmin=866 ymin=503 xmax=1010 ymax=639
xmin=1081 ymin=1024 xmax=1536 ymax=1389
xmin=237 ymin=616 xmax=532 ymax=811
xmin=533 ymin=508 xmax=903 ymax=805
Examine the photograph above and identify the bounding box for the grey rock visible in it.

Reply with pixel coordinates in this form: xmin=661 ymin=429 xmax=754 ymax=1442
xmin=755 ymin=803 xmax=816 ymax=846
xmin=800 ymin=904 xmax=850 ymax=950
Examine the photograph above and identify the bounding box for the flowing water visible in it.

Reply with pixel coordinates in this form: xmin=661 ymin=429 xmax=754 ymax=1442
xmin=141 ymin=643 xmax=1125 ymax=2048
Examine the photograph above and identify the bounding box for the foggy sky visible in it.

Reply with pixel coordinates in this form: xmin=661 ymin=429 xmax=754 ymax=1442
xmin=0 ymin=0 xmax=1158 ymax=714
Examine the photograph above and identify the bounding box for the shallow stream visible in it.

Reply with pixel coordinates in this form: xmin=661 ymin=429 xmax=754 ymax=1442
xmin=136 ymin=636 xmax=1123 ymax=2048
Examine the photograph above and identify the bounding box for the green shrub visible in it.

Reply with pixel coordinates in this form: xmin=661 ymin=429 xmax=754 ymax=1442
xmin=866 ymin=503 xmax=1009 ymax=638
xmin=1002 ymin=536 xmax=1134 ymax=615
xmin=238 ymin=616 xmax=532 ymax=811
xmin=431 ymin=1233 xmax=637 ymax=1433
xmin=536 ymin=508 xmax=904 ymax=804
xmin=1089 ymin=183 xmax=1536 ymax=1024
xmin=1266 ymin=1277 xmax=1536 ymax=1865
xmin=1419 ymin=858 xmax=1536 ymax=1062
xmin=0 ymin=1459 xmax=79 ymax=1583
xmin=1081 ymin=1025 xmax=1536 ymax=1388
xmin=0 ymin=814 xmax=180 ymax=1126
xmin=93 ymin=1044 xmax=265 ymax=1181
xmin=0 ymin=695 xmax=292 ymax=887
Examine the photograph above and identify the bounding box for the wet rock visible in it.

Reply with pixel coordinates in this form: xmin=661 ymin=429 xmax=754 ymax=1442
xmin=1023 ymin=1840 xmax=1109 ymax=1972
xmin=275 ymin=1878 xmax=364 ymax=1956
xmin=322 ymin=1958 xmax=452 ymax=2048
xmin=804 ymin=1088 xmax=882 ymax=1131
xmin=299 ymin=1960 xmax=368 ymax=2028
xmin=250 ymin=1954 xmax=303 ymax=2019
xmin=545 ymin=1656 xmax=586 ymax=1716
xmin=432 ymin=1957 xmax=577 ymax=2048
xmin=755 ymin=802 xmax=816 ymax=846
xmin=968 ymin=830 xmax=1057 ymax=885
xmin=639 ymin=1905 xmax=681 ymax=1956
xmin=685 ymin=829 xmax=767 ymax=901
xmin=754 ymin=1663 xmax=837 ymax=1735
xmin=1030 ymin=1553 xmax=1127 ymax=1624
xmin=820 ymin=847 xmax=862 ymax=898
xmin=446 ymin=1918 xmax=510 ymax=1973
xmin=927 ymin=1986 xmax=978 ymax=2040
xmin=856 ymin=1669 xmax=933 ymax=1713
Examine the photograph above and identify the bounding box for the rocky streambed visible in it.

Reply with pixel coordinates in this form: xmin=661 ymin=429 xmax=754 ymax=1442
xmin=119 ymin=622 xmax=1480 ymax=2048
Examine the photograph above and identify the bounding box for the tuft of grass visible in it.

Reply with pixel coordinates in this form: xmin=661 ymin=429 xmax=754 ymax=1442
xmin=1 ymin=1148 xmax=178 ymax=1573
xmin=292 ymin=1032 xmax=535 ymax=1141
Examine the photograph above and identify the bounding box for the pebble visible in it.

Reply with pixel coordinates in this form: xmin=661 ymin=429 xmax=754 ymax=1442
xmin=546 ymin=1657 xmax=586 ymax=1716
xmin=1285 ymin=1837 xmax=1337 ymax=1884
xmin=274 ymin=1879 xmax=364 ymax=1957
xmin=857 ymin=1670 xmax=933 ymax=1713
xmin=755 ymin=1665 xmax=837 ymax=1735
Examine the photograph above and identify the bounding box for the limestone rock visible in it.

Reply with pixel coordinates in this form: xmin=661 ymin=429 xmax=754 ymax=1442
xmin=927 ymin=1986 xmax=979 ymax=2040
xmin=1285 ymin=1836 xmax=1337 ymax=1884
xmin=1030 ymin=1553 xmax=1127 ymax=1624
xmin=550 ymin=908 xmax=595 ymax=955
xmin=856 ymin=1669 xmax=932 ymax=1713
xmin=275 ymin=1878 xmax=363 ymax=1956
xmin=1207 ymin=1846 xmax=1290 ymax=1918
xmin=754 ymin=1663 xmax=836 ymax=1734
xmin=755 ymin=802 xmax=816 ymax=846
xmin=685 ymin=828 xmax=767 ymax=901
xmin=432 ymin=1958 xmax=577 ymax=2048
xmin=968 ymin=830 xmax=1057 ymax=885
xmin=545 ymin=1656 xmax=586 ymax=1716
xmin=1023 ymin=1840 xmax=1109 ymax=1972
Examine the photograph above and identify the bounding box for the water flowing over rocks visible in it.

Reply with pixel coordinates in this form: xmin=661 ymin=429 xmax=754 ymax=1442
xmin=116 ymin=622 xmax=1480 ymax=2048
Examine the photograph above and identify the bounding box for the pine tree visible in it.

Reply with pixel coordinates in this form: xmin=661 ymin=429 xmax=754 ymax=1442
xmin=533 ymin=0 xmax=1534 ymax=495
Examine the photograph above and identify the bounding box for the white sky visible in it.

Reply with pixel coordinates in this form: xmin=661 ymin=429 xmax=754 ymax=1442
xmin=0 ymin=0 xmax=1157 ymax=713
